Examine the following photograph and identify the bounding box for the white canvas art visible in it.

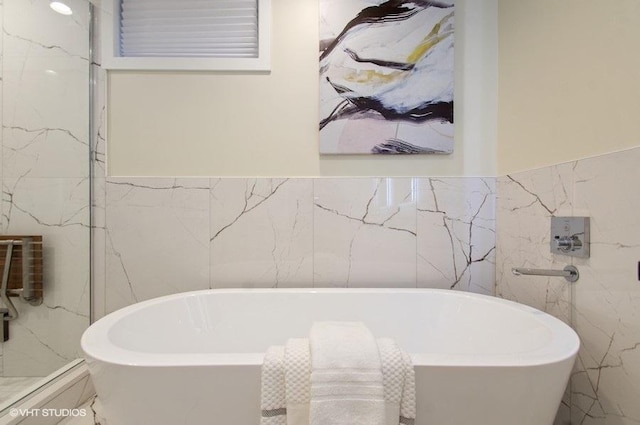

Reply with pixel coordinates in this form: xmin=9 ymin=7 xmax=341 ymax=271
xmin=319 ymin=0 xmax=455 ymax=154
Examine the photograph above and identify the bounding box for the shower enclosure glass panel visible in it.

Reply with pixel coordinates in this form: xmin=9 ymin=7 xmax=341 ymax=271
xmin=0 ymin=0 xmax=91 ymax=408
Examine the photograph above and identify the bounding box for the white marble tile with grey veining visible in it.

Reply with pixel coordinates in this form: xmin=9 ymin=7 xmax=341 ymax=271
xmin=416 ymin=178 xmax=496 ymax=295
xmin=58 ymin=396 xmax=105 ymax=425
xmin=2 ymin=0 xmax=90 ymax=179
xmin=91 ymin=65 xmax=107 ymax=179
xmin=104 ymin=178 xmax=210 ymax=314
xmin=210 ymin=178 xmax=313 ymax=288
xmin=495 ymin=163 xmax=575 ymax=324
xmin=0 ymin=377 xmax=43 ymax=406
xmin=89 ymin=58 xmax=106 ymax=320
xmin=495 ymin=163 xmax=576 ymax=425
xmin=90 ymin=12 xmax=107 ymax=319
xmin=91 ymin=177 xmax=107 ymax=321
xmin=3 ymin=0 xmax=89 ymax=59
xmin=90 ymin=5 xmax=106 ymax=177
xmin=313 ymin=178 xmax=416 ymax=287
xmin=569 ymin=147 xmax=640 ymax=425
xmin=1 ymin=177 xmax=90 ymax=375
xmin=494 ymin=147 xmax=640 ymax=424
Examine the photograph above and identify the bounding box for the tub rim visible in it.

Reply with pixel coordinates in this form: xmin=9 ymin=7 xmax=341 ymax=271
xmin=81 ymin=288 xmax=580 ymax=368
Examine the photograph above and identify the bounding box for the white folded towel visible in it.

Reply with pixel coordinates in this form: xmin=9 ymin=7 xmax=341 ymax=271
xmin=261 ymin=346 xmax=287 ymax=425
xmin=399 ymin=350 xmax=416 ymax=425
xmin=259 ymin=323 xmax=416 ymax=425
xmin=309 ymin=322 xmax=386 ymax=425
xmin=378 ymin=339 xmax=416 ymax=425
xmin=285 ymin=338 xmax=311 ymax=425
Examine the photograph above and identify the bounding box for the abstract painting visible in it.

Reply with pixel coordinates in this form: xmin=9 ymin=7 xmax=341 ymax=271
xmin=319 ymin=0 xmax=455 ymax=154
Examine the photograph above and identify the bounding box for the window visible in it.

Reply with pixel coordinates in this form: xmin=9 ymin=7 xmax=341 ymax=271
xmin=100 ymin=0 xmax=271 ymax=71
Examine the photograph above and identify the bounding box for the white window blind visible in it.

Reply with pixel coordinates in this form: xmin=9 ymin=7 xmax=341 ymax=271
xmin=119 ymin=0 xmax=259 ymax=58
xmin=101 ymin=0 xmax=271 ymax=70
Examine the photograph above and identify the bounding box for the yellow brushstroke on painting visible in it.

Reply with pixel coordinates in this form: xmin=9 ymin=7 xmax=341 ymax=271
xmin=345 ymin=68 xmax=403 ymax=84
xmin=407 ymin=12 xmax=454 ymax=64
xmin=342 ymin=12 xmax=454 ymax=86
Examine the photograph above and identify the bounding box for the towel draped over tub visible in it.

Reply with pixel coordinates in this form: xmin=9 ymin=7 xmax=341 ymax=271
xmin=260 ymin=322 xmax=416 ymax=425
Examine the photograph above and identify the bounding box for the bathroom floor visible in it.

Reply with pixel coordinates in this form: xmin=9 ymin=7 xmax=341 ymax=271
xmin=58 ymin=396 xmax=101 ymax=425
xmin=0 ymin=376 xmax=44 ymax=406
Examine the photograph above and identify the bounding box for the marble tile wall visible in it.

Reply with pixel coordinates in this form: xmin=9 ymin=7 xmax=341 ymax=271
xmin=93 ymin=177 xmax=496 ymax=315
xmin=496 ymin=146 xmax=640 ymax=425
xmin=0 ymin=0 xmax=91 ymax=377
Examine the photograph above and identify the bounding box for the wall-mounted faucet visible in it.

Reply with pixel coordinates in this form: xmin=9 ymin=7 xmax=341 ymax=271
xmin=512 ymin=265 xmax=579 ymax=282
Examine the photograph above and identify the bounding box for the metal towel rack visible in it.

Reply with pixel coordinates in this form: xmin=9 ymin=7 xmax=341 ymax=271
xmin=511 ymin=265 xmax=579 ymax=283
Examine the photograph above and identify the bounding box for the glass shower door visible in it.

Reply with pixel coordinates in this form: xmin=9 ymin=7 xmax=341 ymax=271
xmin=0 ymin=0 xmax=90 ymax=407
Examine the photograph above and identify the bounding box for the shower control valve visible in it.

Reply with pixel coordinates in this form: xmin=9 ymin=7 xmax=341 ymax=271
xmin=555 ymin=235 xmax=583 ymax=252
xmin=550 ymin=216 xmax=590 ymax=258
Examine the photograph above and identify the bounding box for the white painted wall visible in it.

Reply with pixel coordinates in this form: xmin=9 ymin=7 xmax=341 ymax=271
xmin=498 ymin=0 xmax=640 ymax=175
xmin=106 ymin=0 xmax=498 ymax=177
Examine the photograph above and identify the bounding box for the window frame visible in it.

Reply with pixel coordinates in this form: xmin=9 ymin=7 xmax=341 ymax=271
xmin=100 ymin=0 xmax=271 ymax=71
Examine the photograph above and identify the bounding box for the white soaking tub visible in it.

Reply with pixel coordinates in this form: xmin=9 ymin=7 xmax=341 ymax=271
xmin=81 ymin=289 xmax=579 ymax=425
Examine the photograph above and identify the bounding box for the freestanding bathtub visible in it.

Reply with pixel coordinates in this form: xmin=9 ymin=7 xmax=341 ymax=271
xmin=81 ymin=289 xmax=579 ymax=425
